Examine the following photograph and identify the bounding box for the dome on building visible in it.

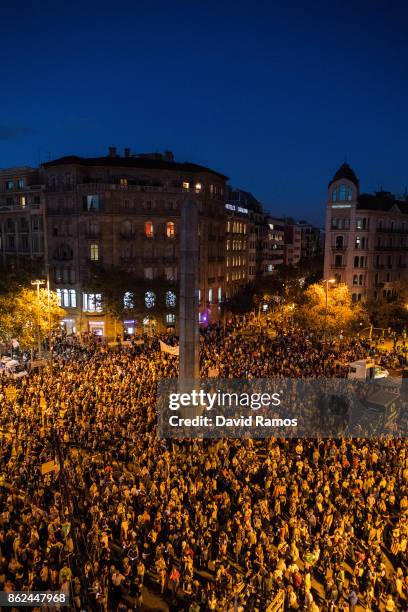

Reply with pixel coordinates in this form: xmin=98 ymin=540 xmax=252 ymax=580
xmin=328 ymin=162 xmax=359 ymax=187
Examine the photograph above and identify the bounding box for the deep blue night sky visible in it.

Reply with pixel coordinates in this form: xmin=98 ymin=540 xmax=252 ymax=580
xmin=1 ymin=0 xmax=408 ymax=225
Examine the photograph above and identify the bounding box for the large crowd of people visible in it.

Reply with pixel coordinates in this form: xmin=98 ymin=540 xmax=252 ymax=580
xmin=0 ymin=322 xmax=407 ymax=611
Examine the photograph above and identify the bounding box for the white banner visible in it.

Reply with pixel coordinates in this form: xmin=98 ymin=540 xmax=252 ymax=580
xmin=159 ymin=341 xmax=179 ymax=356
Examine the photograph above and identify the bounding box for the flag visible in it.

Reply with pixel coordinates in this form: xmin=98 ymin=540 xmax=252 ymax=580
xmin=159 ymin=341 xmax=179 ymax=356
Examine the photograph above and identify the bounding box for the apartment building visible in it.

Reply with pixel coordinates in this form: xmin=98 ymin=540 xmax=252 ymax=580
xmin=324 ymin=162 xmax=408 ymax=301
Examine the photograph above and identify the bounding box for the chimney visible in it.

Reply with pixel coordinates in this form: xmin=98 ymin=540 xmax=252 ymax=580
xmin=124 ymin=147 xmax=130 ymax=157
xmin=108 ymin=146 xmax=117 ymax=158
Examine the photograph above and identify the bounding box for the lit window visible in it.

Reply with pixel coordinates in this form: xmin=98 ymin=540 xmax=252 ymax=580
xmin=20 ymin=196 xmax=26 ymax=208
xmin=84 ymin=195 xmax=101 ymax=211
xmin=182 ymin=181 xmax=190 ymax=190
xmin=69 ymin=289 xmax=77 ymax=308
xmin=195 ymin=182 xmax=202 ymax=193
xmin=339 ymin=184 xmax=346 ymax=201
xmin=83 ymin=293 xmax=102 ymax=312
xmin=124 ymin=292 xmax=134 ymax=308
xmin=145 ymin=221 xmax=154 ymax=238
xmin=145 ymin=291 xmax=155 ymax=308
xmin=166 ymin=221 xmax=175 ymax=238
xmin=57 ymin=289 xmax=77 ymax=308
xmin=208 ymin=288 xmax=213 ymax=303
xmin=166 ymin=290 xmax=176 ymax=307
xmin=119 ymin=178 xmax=128 ymax=187
xmin=90 ymin=243 xmax=99 ymax=261
xmin=166 ymin=313 xmax=176 ymax=324
xmin=218 ymin=287 xmax=222 ymax=303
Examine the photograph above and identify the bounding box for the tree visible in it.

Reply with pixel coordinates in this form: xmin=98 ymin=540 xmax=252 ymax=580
xmin=0 ymin=287 xmax=65 ymax=349
xmin=296 ymin=283 xmax=368 ymax=337
xmin=366 ymin=296 xmax=408 ymax=332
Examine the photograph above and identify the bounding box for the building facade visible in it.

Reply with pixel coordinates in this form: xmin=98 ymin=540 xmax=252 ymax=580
xmin=324 ymin=162 xmax=408 ymax=301
xmin=282 ymin=220 xmax=302 ymax=266
xmin=224 ymin=189 xmax=284 ymax=297
xmin=0 ymin=167 xmax=46 ymax=271
xmin=0 ymin=149 xmax=228 ymax=336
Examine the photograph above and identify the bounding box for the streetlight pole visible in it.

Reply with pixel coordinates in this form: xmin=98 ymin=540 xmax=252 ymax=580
xmin=322 ymin=278 xmax=336 ymax=374
xmin=31 ymin=279 xmax=45 ymax=358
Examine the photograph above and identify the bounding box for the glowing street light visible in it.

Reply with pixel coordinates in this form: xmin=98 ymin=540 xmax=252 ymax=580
xmin=31 ymin=279 xmax=45 ymax=357
xmin=322 ymin=278 xmax=336 ymax=372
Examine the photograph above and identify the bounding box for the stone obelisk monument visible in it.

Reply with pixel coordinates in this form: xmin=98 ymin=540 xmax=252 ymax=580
xmin=179 ymin=193 xmax=200 ymax=384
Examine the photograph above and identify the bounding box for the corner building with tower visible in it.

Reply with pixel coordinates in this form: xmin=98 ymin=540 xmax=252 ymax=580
xmin=324 ymin=162 xmax=408 ymax=302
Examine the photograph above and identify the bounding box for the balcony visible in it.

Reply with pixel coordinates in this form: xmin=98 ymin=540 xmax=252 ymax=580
xmin=331 ymin=264 xmax=345 ymax=269
xmin=119 ymin=232 xmax=136 ymax=240
xmin=331 ymin=245 xmax=347 ymax=252
xmin=376 ymin=227 xmax=408 ymax=234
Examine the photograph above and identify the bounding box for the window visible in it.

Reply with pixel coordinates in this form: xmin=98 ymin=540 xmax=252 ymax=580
xmin=124 ymin=292 xmax=134 ymax=309
xmin=57 ymin=289 xmax=77 ymax=308
xmin=53 ymin=244 xmax=73 ymax=261
xmin=90 ymin=243 xmax=99 ymax=261
xmin=332 ymin=189 xmax=337 ymax=202
xmin=166 ymin=314 xmax=176 ymax=324
xmin=18 ymin=179 xmax=25 ymax=189
xmin=166 ymin=290 xmax=176 ymax=307
xmin=6 ymin=180 xmax=14 ymax=191
xmin=182 ymin=181 xmax=190 ymax=190
xmin=218 ymin=287 xmax=222 ymax=303
xmin=83 ymin=293 xmax=102 ymax=312
xmin=84 ymin=195 xmax=101 ymax=211
xmin=339 ymin=184 xmax=346 ymax=201
xmin=89 ymin=220 xmax=100 ymax=236
xmin=166 ymin=221 xmax=175 ymax=238
xmin=195 ymin=182 xmax=202 ymax=193
xmin=335 ymin=255 xmax=343 ymax=267
xmin=165 ymin=267 xmax=175 ymax=281
xmin=31 ymin=216 xmax=42 ymax=231
xmin=208 ymin=288 xmax=213 ymax=303
xmin=348 ymin=187 xmax=353 ymax=201
xmin=20 ymin=196 xmax=26 ymax=208
xmin=119 ymin=178 xmax=128 ymax=187
xmin=144 ymin=267 xmax=154 ymax=280
xmin=145 ymin=291 xmax=155 ymax=309
xmin=145 ymin=221 xmax=154 ymax=238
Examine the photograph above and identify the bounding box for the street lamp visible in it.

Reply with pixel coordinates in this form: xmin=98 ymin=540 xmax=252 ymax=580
xmin=31 ymin=279 xmax=45 ymax=358
xmin=322 ymin=278 xmax=336 ymax=370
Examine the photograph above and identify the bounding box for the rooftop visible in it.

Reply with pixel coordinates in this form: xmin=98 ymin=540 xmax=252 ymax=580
xmin=329 ymin=162 xmax=359 ymax=187
xmin=357 ymin=191 xmax=408 ymax=214
xmin=42 ymin=148 xmax=229 ymax=180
